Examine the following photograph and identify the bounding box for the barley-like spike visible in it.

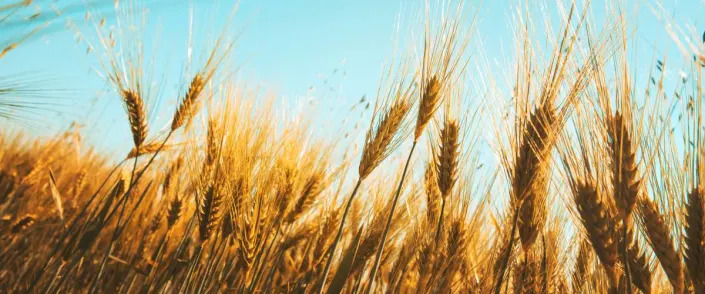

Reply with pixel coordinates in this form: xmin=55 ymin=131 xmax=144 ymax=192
xmin=607 ymin=112 xmax=640 ymax=220
xmin=237 ymin=207 xmax=257 ymax=273
xmin=162 ymin=160 xmax=180 ymax=196
xmin=148 ymin=210 xmax=163 ymax=234
xmin=205 ymin=120 xmax=218 ymax=167
xmin=424 ymin=163 xmax=441 ymax=224
xmin=72 ymin=171 xmax=87 ymax=197
xmin=416 ymin=234 xmax=436 ymax=289
xmin=434 ymin=219 xmax=466 ymax=292
xmin=445 ymin=217 xmax=466 ymax=262
xmin=171 ymin=74 xmax=206 ymax=131
xmin=198 ymin=183 xmax=223 ymax=242
xmin=276 ymin=167 xmax=296 ymax=217
xmin=0 ymin=171 xmax=18 ymax=204
xmin=628 ymin=244 xmax=652 ymax=294
xmin=286 ymin=174 xmax=321 ymax=223
xmin=415 ymin=76 xmax=441 ymax=140
xmin=307 ymin=209 xmax=340 ymax=275
xmin=126 ymin=141 xmax=171 ymax=159
xmin=684 ymin=187 xmax=705 ymax=291
xmin=515 ymin=103 xmax=556 ymax=251
xmin=121 ymin=89 xmax=148 ymax=148
xmin=166 ymin=197 xmax=182 ymax=229
xmin=436 ymin=119 xmax=459 ymax=198
xmin=358 ymin=100 xmax=410 ymax=179
xmin=639 ymin=199 xmax=684 ymax=293
xmin=351 ymin=224 xmax=384 ymax=277
xmin=574 ymin=179 xmax=618 ymax=286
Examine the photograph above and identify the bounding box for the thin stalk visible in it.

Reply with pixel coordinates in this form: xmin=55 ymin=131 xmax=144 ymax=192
xmin=249 ymin=223 xmax=282 ymax=291
xmin=317 ymin=178 xmax=363 ymax=294
xmin=263 ymin=246 xmax=286 ymax=292
xmin=89 ymin=131 xmax=173 ymax=289
xmin=434 ymin=198 xmax=447 ymax=246
xmin=27 ymin=159 xmax=128 ymax=292
xmin=196 ymin=235 xmax=221 ymax=292
xmin=43 ymin=262 xmax=64 ymax=294
xmin=180 ymin=244 xmax=204 ymax=293
xmin=365 ymin=141 xmax=417 ymax=294
xmin=494 ymin=205 xmax=521 ymax=294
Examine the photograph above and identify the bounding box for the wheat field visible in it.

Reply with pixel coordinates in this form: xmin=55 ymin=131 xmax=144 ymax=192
xmin=1 ymin=0 xmax=705 ymax=293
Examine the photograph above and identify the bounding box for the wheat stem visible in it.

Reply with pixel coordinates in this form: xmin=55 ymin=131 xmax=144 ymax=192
xmin=317 ymin=178 xmax=363 ymax=294
xmin=365 ymin=141 xmax=417 ymax=294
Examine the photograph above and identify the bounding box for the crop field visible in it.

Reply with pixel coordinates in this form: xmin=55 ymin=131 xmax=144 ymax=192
xmin=1 ymin=0 xmax=705 ymax=293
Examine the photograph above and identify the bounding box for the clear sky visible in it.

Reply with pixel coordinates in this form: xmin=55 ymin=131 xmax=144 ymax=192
xmin=0 ymin=0 xmax=703 ymax=158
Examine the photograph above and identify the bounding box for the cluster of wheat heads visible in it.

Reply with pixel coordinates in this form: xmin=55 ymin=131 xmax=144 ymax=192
xmin=3 ymin=0 xmax=705 ymax=293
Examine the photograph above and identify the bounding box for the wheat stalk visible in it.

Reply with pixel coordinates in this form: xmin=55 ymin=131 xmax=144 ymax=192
xmin=571 ymin=239 xmax=593 ymax=293
xmin=319 ymin=93 xmax=412 ymax=293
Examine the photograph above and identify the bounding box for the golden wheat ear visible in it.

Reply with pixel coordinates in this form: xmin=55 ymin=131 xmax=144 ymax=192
xmin=285 ymin=173 xmax=322 ymax=223
xmin=415 ymin=76 xmax=441 ymax=140
xmin=198 ymin=182 xmax=224 ymax=243
xmin=358 ymin=99 xmax=411 ymax=179
xmin=424 ymin=162 xmax=442 ymax=224
xmin=684 ymin=187 xmax=705 ymax=292
xmin=435 ymin=118 xmax=459 ymax=198
xmin=573 ymin=179 xmax=619 ymax=287
xmin=514 ymin=103 xmax=556 ymax=252
xmin=121 ymin=89 xmax=148 ymax=149
xmin=171 ymin=74 xmax=205 ymax=132
xmin=638 ymin=199 xmax=684 ymax=294
xmin=166 ymin=196 xmax=183 ymax=230
xmin=607 ymin=112 xmax=641 ymax=221
xmin=126 ymin=142 xmax=173 ymax=159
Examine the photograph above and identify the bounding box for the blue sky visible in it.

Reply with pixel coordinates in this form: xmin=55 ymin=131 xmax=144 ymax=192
xmin=0 ymin=0 xmax=703 ymax=158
